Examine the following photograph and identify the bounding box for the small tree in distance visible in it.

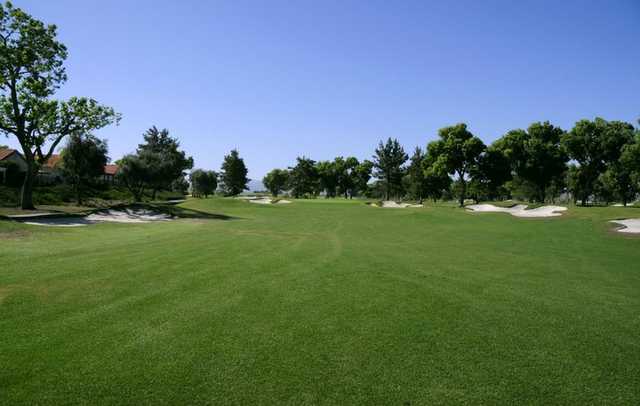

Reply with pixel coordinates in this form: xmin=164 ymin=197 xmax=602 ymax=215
xmin=263 ymin=169 xmax=289 ymax=197
xmin=137 ymin=126 xmax=193 ymax=199
xmin=117 ymin=154 xmax=149 ymax=202
xmin=373 ymin=138 xmax=408 ymax=201
xmin=60 ymin=134 xmax=109 ymax=205
xmin=190 ymin=169 xmax=217 ymax=198
xmin=427 ymin=124 xmax=485 ymax=207
xmin=288 ymin=157 xmax=319 ymax=198
xmin=220 ymin=149 xmax=250 ymax=196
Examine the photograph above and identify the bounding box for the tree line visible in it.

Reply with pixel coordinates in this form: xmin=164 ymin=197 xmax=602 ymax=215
xmin=262 ymin=119 xmax=640 ymax=206
xmin=2 ymin=2 xmax=639 ymax=208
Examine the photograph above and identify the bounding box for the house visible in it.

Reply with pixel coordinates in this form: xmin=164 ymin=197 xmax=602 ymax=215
xmin=37 ymin=154 xmax=63 ymax=184
xmin=103 ymin=164 xmax=119 ymax=183
xmin=1 ymin=148 xmax=120 ymax=185
xmin=0 ymin=148 xmax=28 ymax=184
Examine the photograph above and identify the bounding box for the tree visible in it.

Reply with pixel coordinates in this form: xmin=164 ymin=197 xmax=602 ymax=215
xmin=352 ymin=159 xmax=373 ymax=197
xmin=562 ymin=118 xmax=635 ymax=205
xmin=136 ymin=126 xmax=193 ymax=199
xmin=373 ymin=138 xmax=408 ymax=200
xmin=494 ymin=122 xmax=566 ymax=203
xmin=171 ymin=175 xmax=190 ymax=195
xmin=619 ymin=135 xmax=640 ymax=205
xmin=190 ymin=169 xmax=217 ymax=198
xmin=117 ymin=154 xmax=149 ymax=202
xmin=334 ymin=156 xmax=360 ymax=198
xmin=262 ymin=168 xmax=289 ymax=197
xmin=405 ymin=147 xmax=427 ymax=202
xmin=288 ymin=156 xmax=319 ymax=198
xmin=428 ymin=124 xmax=485 ymax=206
xmin=60 ymin=134 xmax=108 ymax=204
xmin=0 ymin=2 xmax=119 ymax=209
xmin=220 ymin=149 xmax=249 ymax=196
xmin=471 ymin=147 xmax=512 ymax=201
xmin=316 ymin=160 xmax=339 ymax=197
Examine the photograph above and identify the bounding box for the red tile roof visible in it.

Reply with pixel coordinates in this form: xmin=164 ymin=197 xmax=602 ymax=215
xmin=0 ymin=148 xmax=17 ymax=161
xmin=44 ymin=154 xmax=62 ymax=168
xmin=104 ymin=164 xmax=119 ymax=175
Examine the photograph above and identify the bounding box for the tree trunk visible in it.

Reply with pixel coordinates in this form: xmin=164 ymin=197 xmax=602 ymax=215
xmin=458 ymin=175 xmax=466 ymax=207
xmin=76 ymin=181 xmax=82 ymax=206
xmin=20 ymin=161 xmax=36 ymax=210
xmin=152 ymin=188 xmax=157 ymax=200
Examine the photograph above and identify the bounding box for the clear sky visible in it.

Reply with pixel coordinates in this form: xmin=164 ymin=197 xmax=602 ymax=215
xmin=6 ymin=0 xmax=640 ymax=181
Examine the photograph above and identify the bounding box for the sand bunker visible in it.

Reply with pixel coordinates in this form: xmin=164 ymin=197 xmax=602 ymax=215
xmin=466 ymin=204 xmax=567 ymax=218
xmin=610 ymin=219 xmax=640 ymax=234
xmin=248 ymin=197 xmax=291 ymax=205
xmin=18 ymin=208 xmax=172 ymax=227
xmin=369 ymin=201 xmax=423 ymax=208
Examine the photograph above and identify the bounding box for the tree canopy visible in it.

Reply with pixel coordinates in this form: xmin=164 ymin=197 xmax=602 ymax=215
xmin=60 ymin=134 xmax=108 ymax=204
xmin=190 ymin=169 xmax=217 ymax=198
xmin=0 ymin=2 xmax=119 ymax=208
xmin=373 ymin=138 xmax=408 ymax=201
xmin=136 ymin=126 xmax=193 ymax=199
xmin=220 ymin=149 xmax=249 ymax=196
xmin=262 ymin=168 xmax=289 ymax=197
xmin=288 ymin=156 xmax=319 ymax=198
xmin=562 ymin=118 xmax=635 ymax=205
xmin=494 ymin=121 xmax=567 ymax=202
xmin=428 ymin=124 xmax=485 ymax=206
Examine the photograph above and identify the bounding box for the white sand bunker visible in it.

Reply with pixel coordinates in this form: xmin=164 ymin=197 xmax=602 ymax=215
xmin=20 ymin=208 xmax=172 ymax=227
xmin=610 ymin=219 xmax=640 ymax=234
xmin=370 ymin=201 xmax=423 ymax=208
xmin=248 ymin=197 xmax=291 ymax=205
xmin=466 ymin=204 xmax=567 ymax=218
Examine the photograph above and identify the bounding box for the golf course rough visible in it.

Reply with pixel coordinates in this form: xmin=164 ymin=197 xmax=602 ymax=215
xmin=1 ymin=198 xmax=639 ymax=405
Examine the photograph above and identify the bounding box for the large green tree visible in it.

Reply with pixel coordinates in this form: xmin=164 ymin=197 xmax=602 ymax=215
xmin=262 ymin=168 xmax=289 ymax=197
xmin=189 ymin=169 xmax=217 ymax=198
xmin=352 ymin=159 xmax=373 ymax=197
xmin=136 ymin=126 xmax=193 ymax=199
xmin=494 ymin=121 xmax=566 ymax=203
xmin=0 ymin=2 xmax=119 ymax=209
xmin=373 ymin=138 xmax=408 ymax=200
xmin=316 ymin=160 xmax=339 ymax=197
xmin=220 ymin=149 xmax=249 ymax=196
xmin=288 ymin=156 xmax=319 ymax=198
xmin=60 ymin=134 xmax=108 ymax=205
xmin=117 ymin=154 xmax=149 ymax=202
xmin=470 ymin=146 xmax=512 ymax=201
xmin=428 ymin=124 xmax=485 ymax=207
xmin=562 ymin=118 xmax=635 ymax=205
xmin=405 ymin=147 xmax=427 ymax=202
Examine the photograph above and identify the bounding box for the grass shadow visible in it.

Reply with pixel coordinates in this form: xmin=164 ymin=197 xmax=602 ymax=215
xmin=113 ymin=203 xmax=240 ymax=221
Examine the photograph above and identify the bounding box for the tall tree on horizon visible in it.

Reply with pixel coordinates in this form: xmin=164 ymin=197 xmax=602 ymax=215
xmin=60 ymin=134 xmax=109 ymax=205
xmin=220 ymin=149 xmax=250 ymax=196
xmin=493 ymin=121 xmax=567 ymax=203
xmin=189 ymin=169 xmax=217 ymax=198
xmin=0 ymin=2 xmax=119 ymax=209
xmin=427 ymin=123 xmax=485 ymax=207
xmin=262 ymin=168 xmax=289 ymax=197
xmin=137 ymin=126 xmax=193 ymax=199
xmin=405 ymin=147 xmax=427 ymax=203
xmin=562 ymin=118 xmax=635 ymax=205
xmin=288 ymin=156 xmax=319 ymax=198
xmin=373 ymin=138 xmax=408 ymax=201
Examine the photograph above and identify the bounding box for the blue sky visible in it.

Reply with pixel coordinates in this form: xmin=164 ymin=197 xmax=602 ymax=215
xmin=6 ymin=0 xmax=640 ymax=180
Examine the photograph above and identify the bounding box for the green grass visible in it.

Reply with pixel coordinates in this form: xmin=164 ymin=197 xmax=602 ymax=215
xmin=1 ymin=198 xmax=639 ymax=405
